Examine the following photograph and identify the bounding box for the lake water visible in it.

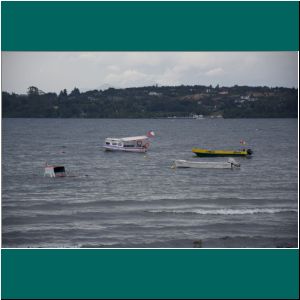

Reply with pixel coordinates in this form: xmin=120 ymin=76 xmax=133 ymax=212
xmin=1 ymin=118 xmax=298 ymax=248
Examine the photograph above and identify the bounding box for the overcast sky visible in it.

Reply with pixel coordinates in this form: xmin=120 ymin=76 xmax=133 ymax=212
xmin=2 ymin=52 xmax=298 ymax=94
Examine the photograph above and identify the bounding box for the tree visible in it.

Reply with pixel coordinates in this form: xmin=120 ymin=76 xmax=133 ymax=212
xmin=27 ymin=86 xmax=39 ymax=96
xmin=58 ymin=89 xmax=68 ymax=99
xmin=70 ymin=87 xmax=80 ymax=96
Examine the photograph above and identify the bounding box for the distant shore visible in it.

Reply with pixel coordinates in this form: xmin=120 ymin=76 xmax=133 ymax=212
xmin=2 ymin=116 xmax=298 ymax=119
xmin=2 ymin=85 xmax=298 ymax=118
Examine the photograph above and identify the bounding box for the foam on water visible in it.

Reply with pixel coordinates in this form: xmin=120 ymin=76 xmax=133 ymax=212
xmin=146 ymin=207 xmax=298 ymax=215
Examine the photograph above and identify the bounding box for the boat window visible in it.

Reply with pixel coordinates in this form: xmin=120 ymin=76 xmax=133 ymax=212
xmin=124 ymin=144 xmax=134 ymax=147
xmin=106 ymin=142 xmax=110 ymax=145
xmin=112 ymin=142 xmax=117 ymax=146
xmin=54 ymin=166 xmax=65 ymax=173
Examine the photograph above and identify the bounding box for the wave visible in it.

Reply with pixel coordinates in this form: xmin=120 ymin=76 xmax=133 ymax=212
xmin=146 ymin=207 xmax=298 ymax=215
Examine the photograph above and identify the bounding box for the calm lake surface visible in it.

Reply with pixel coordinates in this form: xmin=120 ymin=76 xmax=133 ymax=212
xmin=2 ymin=118 xmax=298 ymax=248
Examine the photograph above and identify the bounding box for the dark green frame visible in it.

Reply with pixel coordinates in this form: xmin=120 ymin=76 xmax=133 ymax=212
xmin=1 ymin=1 xmax=299 ymax=299
xmin=2 ymin=249 xmax=299 ymax=299
xmin=1 ymin=1 xmax=299 ymax=51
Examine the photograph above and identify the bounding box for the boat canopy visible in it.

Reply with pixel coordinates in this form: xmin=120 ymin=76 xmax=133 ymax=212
xmin=106 ymin=135 xmax=148 ymax=142
xmin=121 ymin=135 xmax=148 ymax=142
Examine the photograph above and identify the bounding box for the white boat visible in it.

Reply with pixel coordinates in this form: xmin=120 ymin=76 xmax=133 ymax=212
xmin=173 ymin=158 xmax=240 ymax=169
xmin=103 ymin=131 xmax=155 ymax=153
xmin=44 ymin=164 xmax=66 ymax=177
xmin=192 ymin=114 xmax=205 ymax=120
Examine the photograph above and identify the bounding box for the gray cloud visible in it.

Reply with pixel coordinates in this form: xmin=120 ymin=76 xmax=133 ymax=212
xmin=2 ymin=52 xmax=298 ymax=94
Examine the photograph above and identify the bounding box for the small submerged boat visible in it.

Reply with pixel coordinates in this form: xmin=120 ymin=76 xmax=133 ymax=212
xmin=192 ymin=148 xmax=252 ymax=157
xmin=103 ymin=131 xmax=155 ymax=153
xmin=44 ymin=163 xmax=66 ymax=178
xmin=173 ymin=158 xmax=240 ymax=169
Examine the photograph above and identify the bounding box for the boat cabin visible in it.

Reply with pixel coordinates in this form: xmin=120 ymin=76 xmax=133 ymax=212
xmin=44 ymin=165 xmax=66 ymax=178
xmin=104 ymin=135 xmax=150 ymax=152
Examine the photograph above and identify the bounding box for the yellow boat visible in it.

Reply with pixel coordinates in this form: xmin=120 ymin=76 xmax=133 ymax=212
xmin=192 ymin=148 xmax=253 ymax=157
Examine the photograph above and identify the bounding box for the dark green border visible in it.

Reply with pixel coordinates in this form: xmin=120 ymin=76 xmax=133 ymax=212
xmin=2 ymin=249 xmax=299 ymax=299
xmin=1 ymin=1 xmax=299 ymax=51
xmin=1 ymin=1 xmax=299 ymax=299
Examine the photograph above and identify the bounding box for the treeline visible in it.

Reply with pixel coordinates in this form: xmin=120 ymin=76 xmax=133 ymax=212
xmin=2 ymin=85 xmax=298 ymax=118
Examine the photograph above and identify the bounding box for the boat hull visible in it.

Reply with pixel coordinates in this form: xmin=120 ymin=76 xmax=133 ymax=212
xmin=103 ymin=145 xmax=147 ymax=153
xmin=174 ymin=160 xmax=234 ymax=169
xmin=192 ymin=148 xmax=251 ymax=157
xmin=194 ymin=153 xmax=247 ymax=157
